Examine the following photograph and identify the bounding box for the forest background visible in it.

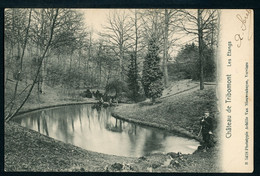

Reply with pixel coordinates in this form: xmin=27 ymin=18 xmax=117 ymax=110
xmin=4 ymin=9 xmax=218 ymax=122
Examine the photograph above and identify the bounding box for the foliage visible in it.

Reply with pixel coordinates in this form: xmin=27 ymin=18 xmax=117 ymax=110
xmin=62 ymin=69 xmax=82 ymax=89
xmin=105 ymin=79 xmax=128 ymax=98
xmin=142 ymin=37 xmax=164 ymax=102
xmin=171 ymin=43 xmax=216 ymax=81
xmin=45 ymin=63 xmax=63 ymax=87
xmin=127 ymin=54 xmax=139 ymax=102
xmin=173 ymin=43 xmax=199 ymax=80
xmin=203 ymin=48 xmax=216 ymax=81
xmin=80 ymin=89 xmax=92 ymax=98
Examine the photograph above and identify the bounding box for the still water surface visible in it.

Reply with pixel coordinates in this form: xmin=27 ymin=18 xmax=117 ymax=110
xmin=14 ymin=104 xmax=200 ymax=157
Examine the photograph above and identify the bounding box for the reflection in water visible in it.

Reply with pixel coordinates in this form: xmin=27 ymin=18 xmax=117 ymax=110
xmin=14 ymin=104 xmax=200 ymax=157
xmin=41 ymin=111 xmax=49 ymax=136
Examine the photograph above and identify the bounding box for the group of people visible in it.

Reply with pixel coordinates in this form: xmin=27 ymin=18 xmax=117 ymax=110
xmin=83 ymin=89 xmax=118 ymax=104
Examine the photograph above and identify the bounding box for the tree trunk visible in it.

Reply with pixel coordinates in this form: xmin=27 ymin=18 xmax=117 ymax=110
xmin=99 ymin=59 xmax=102 ymax=85
xmin=134 ymin=55 xmax=138 ymax=102
xmin=119 ymin=46 xmax=123 ymax=81
xmin=69 ymin=52 xmax=73 ymax=71
xmin=106 ymin=65 xmax=111 ymax=88
xmin=87 ymin=33 xmax=92 ymax=76
xmin=198 ymin=9 xmax=204 ymax=90
xmin=38 ymin=9 xmax=46 ymax=94
xmin=41 ymin=53 xmax=48 ymax=93
xmin=134 ymin=10 xmax=139 ymax=101
xmin=163 ymin=9 xmax=169 ymax=88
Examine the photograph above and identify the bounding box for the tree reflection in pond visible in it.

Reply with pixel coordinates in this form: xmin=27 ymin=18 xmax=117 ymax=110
xmin=41 ymin=111 xmax=49 ymax=136
xmin=13 ymin=104 xmax=200 ymax=157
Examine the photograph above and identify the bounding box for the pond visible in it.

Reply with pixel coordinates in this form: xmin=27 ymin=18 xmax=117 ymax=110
xmin=13 ymin=104 xmax=200 ymax=157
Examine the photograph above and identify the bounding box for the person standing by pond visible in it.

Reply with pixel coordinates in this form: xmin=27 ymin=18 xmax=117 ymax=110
xmin=199 ymin=109 xmax=214 ymax=149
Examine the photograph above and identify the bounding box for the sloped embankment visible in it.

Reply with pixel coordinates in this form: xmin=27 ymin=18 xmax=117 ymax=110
xmin=111 ymin=85 xmax=219 ymax=172
xmin=112 ymin=86 xmax=217 ymax=139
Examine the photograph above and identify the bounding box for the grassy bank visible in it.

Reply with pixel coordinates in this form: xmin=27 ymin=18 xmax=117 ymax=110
xmin=112 ymin=85 xmax=219 ymax=172
xmin=4 ymin=80 xmax=97 ymax=115
xmin=5 ymin=121 xmax=218 ymax=172
xmin=5 ymin=121 xmax=135 ymax=172
xmin=113 ymin=85 xmax=217 ymax=138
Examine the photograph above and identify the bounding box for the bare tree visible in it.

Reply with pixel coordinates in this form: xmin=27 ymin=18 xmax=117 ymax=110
xmin=162 ymin=9 xmax=170 ymax=87
xmin=138 ymin=9 xmax=165 ymax=54
xmin=162 ymin=9 xmax=181 ymax=87
xmin=4 ymin=9 xmax=30 ymax=88
xmin=179 ymin=9 xmax=219 ymax=90
xmin=100 ymin=10 xmax=132 ymax=81
xmin=5 ymin=9 xmax=32 ymax=119
xmin=139 ymin=9 xmax=181 ymax=88
xmin=126 ymin=9 xmax=144 ymax=85
xmin=129 ymin=10 xmax=142 ymax=65
xmin=5 ymin=9 xmax=59 ymax=122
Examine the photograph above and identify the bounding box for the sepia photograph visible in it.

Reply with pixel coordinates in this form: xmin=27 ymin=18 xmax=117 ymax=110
xmin=3 ymin=8 xmax=253 ymax=172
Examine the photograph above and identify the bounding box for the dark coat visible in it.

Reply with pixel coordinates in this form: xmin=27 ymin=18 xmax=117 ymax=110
xmin=200 ymin=115 xmax=213 ymax=134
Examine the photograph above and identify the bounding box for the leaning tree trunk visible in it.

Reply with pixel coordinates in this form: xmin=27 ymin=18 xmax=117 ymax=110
xmin=5 ymin=9 xmax=59 ymax=122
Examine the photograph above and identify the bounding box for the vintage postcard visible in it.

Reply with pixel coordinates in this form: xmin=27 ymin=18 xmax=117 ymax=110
xmin=4 ymin=9 xmax=253 ymax=172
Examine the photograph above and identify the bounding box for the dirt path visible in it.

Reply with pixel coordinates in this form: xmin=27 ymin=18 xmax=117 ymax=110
xmin=161 ymin=80 xmax=216 ymax=100
xmin=160 ymin=84 xmax=199 ymax=100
